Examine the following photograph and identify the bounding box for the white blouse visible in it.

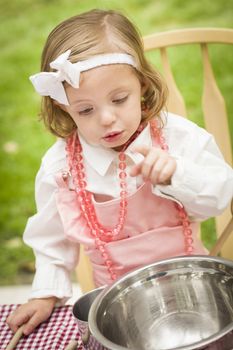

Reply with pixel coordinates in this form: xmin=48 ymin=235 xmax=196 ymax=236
xmin=23 ymin=112 xmax=233 ymax=301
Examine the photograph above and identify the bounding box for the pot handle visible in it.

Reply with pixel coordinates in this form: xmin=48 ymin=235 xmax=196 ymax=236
xmin=209 ymin=199 xmax=233 ymax=256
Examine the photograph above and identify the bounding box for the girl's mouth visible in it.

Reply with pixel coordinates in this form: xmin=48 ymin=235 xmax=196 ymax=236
xmin=102 ymin=131 xmax=123 ymax=143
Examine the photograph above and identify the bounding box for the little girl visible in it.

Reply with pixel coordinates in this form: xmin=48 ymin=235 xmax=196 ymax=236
xmin=7 ymin=9 xmax=233 ymax=335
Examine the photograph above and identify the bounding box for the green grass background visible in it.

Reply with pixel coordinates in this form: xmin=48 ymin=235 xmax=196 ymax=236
xmin=0 ymin=0 xmax=232 ymax=285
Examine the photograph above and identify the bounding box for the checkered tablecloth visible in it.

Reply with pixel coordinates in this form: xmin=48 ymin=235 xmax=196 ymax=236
xmin=0 ymin=304 xmax=85 ymax=350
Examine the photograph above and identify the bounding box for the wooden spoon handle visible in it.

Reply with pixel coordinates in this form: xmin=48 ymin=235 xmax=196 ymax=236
xmin=6 ymin=325 xmax=25 ymax=350
xmin=64 ymin=340 xmax=80 ymax=350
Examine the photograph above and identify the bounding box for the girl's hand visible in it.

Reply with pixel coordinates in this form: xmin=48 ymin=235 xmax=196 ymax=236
xmin=6 ymin=297 xmax=57 ymax=335
xmin=130 ymin=145 xmax=177 ymax=185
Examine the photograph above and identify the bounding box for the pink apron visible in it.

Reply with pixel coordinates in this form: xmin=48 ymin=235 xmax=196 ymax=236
xmin=55 ymin=176 xmax=207 ymax=287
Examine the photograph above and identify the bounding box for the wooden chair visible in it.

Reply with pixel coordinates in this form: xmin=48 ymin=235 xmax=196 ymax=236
xmin=143 ymin=28 xmax=233 ymax=259
xmin=76 ymin=28 xmax=233 ymax=293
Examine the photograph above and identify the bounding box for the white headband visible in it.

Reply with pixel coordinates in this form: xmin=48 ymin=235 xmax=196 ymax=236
xmin=29 ymin=50 xmax=137 ymax=105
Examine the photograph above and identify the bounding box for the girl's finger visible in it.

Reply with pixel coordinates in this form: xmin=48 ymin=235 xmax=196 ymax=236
xmin=157 ymin=160 xmax=176 ymax=184
xmin=7 ymin=309 xmax=31 ymax=333
xmin=23 ymin=311 xmax=44 ymax=335
xmin=140 ymin=150 xmax=160 ymax=180
xmin=149 ymin=157 xmax=168 ymax=184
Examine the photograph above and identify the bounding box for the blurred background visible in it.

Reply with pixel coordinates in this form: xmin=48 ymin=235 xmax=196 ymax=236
xmin=0 ymin=0 xmax=233 ymax=287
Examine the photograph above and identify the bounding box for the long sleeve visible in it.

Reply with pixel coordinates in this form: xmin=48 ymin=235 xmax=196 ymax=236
xmin=23 ymin=142 xmax=80 ymax=302
xmin=154 ymin=113 xmax=233 ymax=220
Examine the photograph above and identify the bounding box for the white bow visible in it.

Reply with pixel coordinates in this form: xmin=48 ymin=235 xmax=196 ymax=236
xmin=29 ymin=51 xmax=137 ymax=105
xmin=29 ymin=50 xmax=80 ymax=105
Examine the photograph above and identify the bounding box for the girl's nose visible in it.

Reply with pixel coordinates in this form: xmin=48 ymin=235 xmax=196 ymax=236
xmin=99 ymin=107 xmax=116 ymax=126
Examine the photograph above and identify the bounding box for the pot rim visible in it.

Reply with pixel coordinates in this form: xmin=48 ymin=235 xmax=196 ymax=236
xmin=72 ymin=285 xmax=105 ymax=322
xmin=88 ymin=255 xmax=233 ymax=350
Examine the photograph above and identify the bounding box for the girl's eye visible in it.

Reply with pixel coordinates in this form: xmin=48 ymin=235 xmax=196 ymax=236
xmin=78 ymin=107 xmax=93 ymax=115
xmin=112 ymin=96 xmax=128 ymax=104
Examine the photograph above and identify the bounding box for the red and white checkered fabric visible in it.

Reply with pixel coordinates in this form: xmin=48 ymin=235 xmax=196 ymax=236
xmin=0 ymin=304 xmax=85 ymax=350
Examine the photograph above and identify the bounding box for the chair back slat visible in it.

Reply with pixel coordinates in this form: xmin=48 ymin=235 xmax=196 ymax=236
xmin=160 ymin=48 xmax=187 ymax=117
xmin=143 ymin=28 xmax=233 ymax=49
xmin=76 ymin=245 xmax=95 ymax=292
xmin=201 ymin=43 xmax=233 ymax=256
xmin=201 ymin=44 xmax=232 ymax=165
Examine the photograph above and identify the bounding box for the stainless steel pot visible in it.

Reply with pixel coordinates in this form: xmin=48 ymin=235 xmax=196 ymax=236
xmin=73 ymin=286 xmax=105 ymax=349
xmin=86 ymin=255 xmax=233 ymax=350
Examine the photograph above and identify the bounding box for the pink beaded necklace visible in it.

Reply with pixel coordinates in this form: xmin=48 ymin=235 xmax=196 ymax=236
xmin=66 ymin=119 xmax=194 ymax=281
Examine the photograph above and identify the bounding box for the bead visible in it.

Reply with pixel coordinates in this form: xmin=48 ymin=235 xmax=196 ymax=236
xmin=91 ymin=229 xmax=98 ymax=236
xmin=112 ymin=228 xmax=119 ymax=236
xmin=119 ymin=209 xmax=127 ymax=216
xmin=185 ymin=237 xmax=193 ymax=245
xmin=160 ymin=136 xmax=165 ymax=143
xmin=93 ymin=223 xmax=99 ymax=230
xmin=119 ymin=162 xmax=126 ymax=170
xmin=184 ymin=229 xmax=192 ymax=236
xmin=76 ymin=163 xmax=84 ymax=170
xmin=84 ymin=200 xmax=92 ymax=209
xmin=76 ymin=144 xmax=82 ymax=152
xmin=99 ymin=229 xmax=105 ymax=236
xmin=95 ymin=239 xmax=101 ymax=247
xmin=80 ymin=204 xmax=86 ymax=212
xmin=119 ymin=153 xmax=126 ymax=161
xmin=120 ymin=190 xmax=128 ymax=198
xmin=186 ymin=246 xmax=194 ymax=254
xmin=102 ymin=252 xmax=109 ymax=260
xmin=111 ymin=273 xmax=117 ymax=280
xmin=76 ymin=154 xmax=83 ymax=161
xmin=95 ymin=237 xmax=101 ymax=245
xmin=77 ymin=171 xmax=85 ymax=179
xmin=119 ymin=171 xmax=127 ymax=179
xmin=84 ymin=214 xmax=92 ymax=224
xmin=89 ymin=213 xmax=97 ymax=221
xmin=182 ymin=221 xmax=190 ymax=228
xmin=116 ymin=224 xmax=123 ymax=231
xmin=120 ymin=181 xmax=127 ymax=189
xmin=179 ymin=211 xmax=187 ymax=219
xmin=106 ymin=260 xmax=113 ymax=268
xmin=105 ymin=230 xmax=113 ymax=237
xmin=138 ymin=124 xmax=144 ymax=131
xmin=77 ymin=195 xmax=85 ymax=204
xmin=78 ymin=180 xmax=87 ymax=188
xmin=118 ymin=217 xmax=125 ymax=225
xmin=120 ymin=200 xmax=128 ymax=208
xmin=99 ymin=245 xmax=106 ymax=254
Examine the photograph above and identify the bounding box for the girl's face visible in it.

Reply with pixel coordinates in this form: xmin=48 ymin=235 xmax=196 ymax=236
xmin=64 ymin=64 xmax=143 ymax=150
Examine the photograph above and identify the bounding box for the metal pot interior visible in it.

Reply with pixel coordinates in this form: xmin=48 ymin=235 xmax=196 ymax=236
xmin=73 ymin=286 xmax=104 ymax=323
xmin=89 ymin=256 xmax=233 ymax=350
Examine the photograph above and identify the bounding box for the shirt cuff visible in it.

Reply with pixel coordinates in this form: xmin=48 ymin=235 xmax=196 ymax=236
xmin=29 ymin=263 xmax=72 ymax=304
xmin=170 ymin=156 xmax=185 ymax=188
xmin=151 ymin=157 xmax=186 ymax=204
xmin=154 ymin=156 xmax=196 ymax=203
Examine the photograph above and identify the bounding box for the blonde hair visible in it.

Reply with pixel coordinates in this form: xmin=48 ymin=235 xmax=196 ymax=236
xmin=39 ymin=9 xmax=168 ymax=138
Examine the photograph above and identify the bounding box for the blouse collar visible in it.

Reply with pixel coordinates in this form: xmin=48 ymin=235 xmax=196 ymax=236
xmin=78 ymin=123 xmax=152 ymax=176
